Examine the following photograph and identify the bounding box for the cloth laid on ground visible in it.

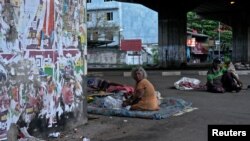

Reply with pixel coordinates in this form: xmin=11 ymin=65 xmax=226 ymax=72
xmin=87 ymin=93 xmax=194 ymax=120
xmin=174 ymin=77 xmax=206 ymax=90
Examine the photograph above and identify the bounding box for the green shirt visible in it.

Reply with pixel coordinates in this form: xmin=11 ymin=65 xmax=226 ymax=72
xmin=207 ymin=67 xmax=227 ymax=82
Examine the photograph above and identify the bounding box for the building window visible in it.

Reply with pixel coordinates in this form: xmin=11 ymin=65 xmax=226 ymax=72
xmin=104 ymin=0 xmax=113 ymax=2
xmin=93 ymin=31 xmax=99 ymax=40
xmin=105 ymin=32 xmax=113 ymax=41
xmin=87 ymin=0 xmax=91 ymax=3
xmin=106 ymin=12 xmax=113 ymax=21
xmin=87 ymin=13 xmax=92 ymax=22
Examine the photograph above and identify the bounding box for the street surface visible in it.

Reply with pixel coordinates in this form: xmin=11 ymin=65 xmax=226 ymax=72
xmin=45 ymin=70 xmax=250 ymax=141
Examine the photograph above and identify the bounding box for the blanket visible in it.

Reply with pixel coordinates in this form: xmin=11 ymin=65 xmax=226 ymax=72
xmin=87 ymin=97 xmax=194 ymax=120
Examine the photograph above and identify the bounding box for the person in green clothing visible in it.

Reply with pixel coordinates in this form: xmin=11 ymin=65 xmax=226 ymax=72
xmin=206 ymin=58 xmax=242 ymax=93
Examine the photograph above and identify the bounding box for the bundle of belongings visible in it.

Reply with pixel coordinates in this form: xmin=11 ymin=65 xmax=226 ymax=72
xmin=174 ymin=77 xmax=207 ymax=90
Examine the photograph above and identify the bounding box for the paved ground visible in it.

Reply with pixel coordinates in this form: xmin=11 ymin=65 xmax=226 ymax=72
xmin=43 ymin=70 xmax=250 ymax=141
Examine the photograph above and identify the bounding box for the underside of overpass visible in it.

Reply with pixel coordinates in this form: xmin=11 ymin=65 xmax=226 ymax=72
xmin=117 ymin=0 xmax=250 ymax=67
xmin=194 ymin=0 xmax=250 ymax=64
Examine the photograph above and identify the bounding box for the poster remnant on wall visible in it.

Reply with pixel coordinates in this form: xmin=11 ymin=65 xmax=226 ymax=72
xmin=0 ymin=0 xmax=87 ymax=140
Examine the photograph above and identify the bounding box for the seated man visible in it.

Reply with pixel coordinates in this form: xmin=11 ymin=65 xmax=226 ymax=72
xmin=206 ymin=58 xmax=242 ymax=93
xmin=222 ymin=57 xmax=243 ymax=92
xmin=223 ymin=57 xmax=239 ymax=78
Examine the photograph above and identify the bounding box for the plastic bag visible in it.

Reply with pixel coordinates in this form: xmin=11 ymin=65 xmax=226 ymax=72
xmin=174 ymin=77 xmax=201 ymax=90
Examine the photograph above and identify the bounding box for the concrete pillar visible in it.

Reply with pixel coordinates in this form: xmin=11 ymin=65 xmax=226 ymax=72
xmin=158 ymin=13 xmax=187 ymax=68
xmin=7 ymin=124 xmax=18 ymax=141
xmin=0 ymin=1 xmax=88 ymax=140
xmin=66 ymin=76 xmax=88 ymax=129
xmin=232 ymin=12 xmax=250 ymax=62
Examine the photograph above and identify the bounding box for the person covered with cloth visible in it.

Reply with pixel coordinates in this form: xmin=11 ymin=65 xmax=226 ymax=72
xmin=87 ymin=77 xmax=124 ymax=91
xmin=122 ymin=66 xmax=160 ymax=111
xmin=206 ymin=58 xmax=243 ymax=93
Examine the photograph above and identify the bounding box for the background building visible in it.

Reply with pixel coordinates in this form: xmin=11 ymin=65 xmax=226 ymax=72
xmin=86 ymin=0 xmax=158 ymax=47
xmin=86 ymin=0 xmax=158 ymax=67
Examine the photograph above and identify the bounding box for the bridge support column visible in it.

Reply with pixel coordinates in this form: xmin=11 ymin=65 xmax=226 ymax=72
xmin=232 ymin=13 xmax=250 ymax=63
xmin=159 ymin=13 xmax=187 ymax=68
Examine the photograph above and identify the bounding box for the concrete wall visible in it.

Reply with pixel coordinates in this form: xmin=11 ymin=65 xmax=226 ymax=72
xmin=87 ymin=47 xmax=158 ymax=68
xmin=0 ymin=0 xmax=87 ymax=140
xmin=88 ymin=48 xmax=126 ymax=68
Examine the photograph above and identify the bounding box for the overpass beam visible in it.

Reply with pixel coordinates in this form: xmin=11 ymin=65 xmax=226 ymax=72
xmin=232 ymin=13 xmax=250 ymax=63
xmin=158 ymin=13 xmax=187 ymax=68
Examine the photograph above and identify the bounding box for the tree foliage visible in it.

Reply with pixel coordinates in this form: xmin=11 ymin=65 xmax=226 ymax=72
xmin=187 ymin=12 xmax=232 ymax=47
